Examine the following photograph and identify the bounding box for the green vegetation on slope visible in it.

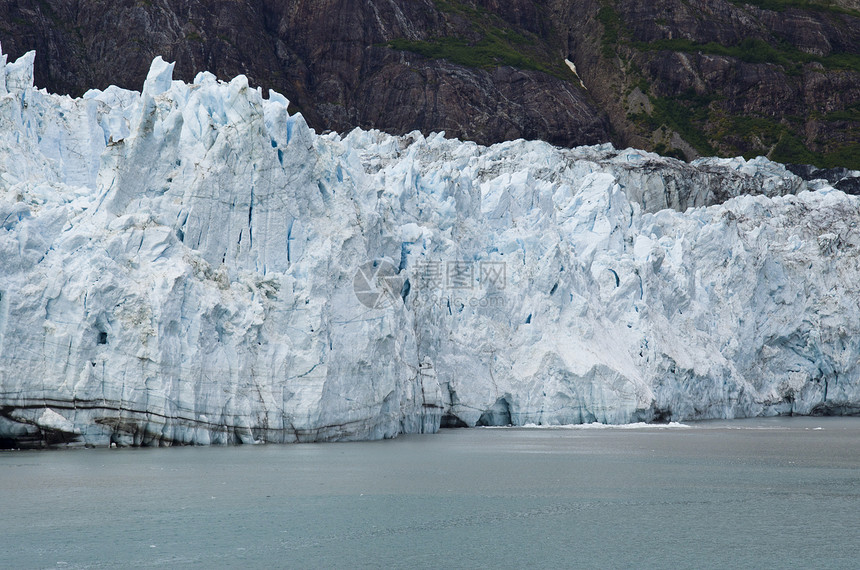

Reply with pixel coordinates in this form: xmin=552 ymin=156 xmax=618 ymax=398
xmin=712 ymin=113 xmax=858 ymax=168
xmin=629 ymin=90 xmax=719 ymax=157
xmin=729 ymin=0 xmax=860 ymax=18
xmin=635 ymin=37 xmax=860 ymax=74
xmin=824 ymin=102 xmax=860 ymax=122
xmin=598 ymin=0 xmax=859 ymax=168
xmin=597 ymin=5 xmax=622 ymax=59
xmin=388 ymin=0 xmax=858 ymax=169
xmin=386 ymin=0 xmax=571 ymax=80
xmin=387 ymin=32 xmax=556 ymax=76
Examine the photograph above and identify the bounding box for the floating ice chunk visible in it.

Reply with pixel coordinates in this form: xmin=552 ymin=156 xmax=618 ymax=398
xmin=512 ymin=422 xmax=691 ymax=429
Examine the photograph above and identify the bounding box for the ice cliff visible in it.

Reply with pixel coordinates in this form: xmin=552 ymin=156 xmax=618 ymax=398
xmin=2 ymin=49 xmax=859 ymax=447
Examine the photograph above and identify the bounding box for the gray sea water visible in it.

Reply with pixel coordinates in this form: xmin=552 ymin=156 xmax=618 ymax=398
xmin=1 ymin=417 xmax=859 ymax=569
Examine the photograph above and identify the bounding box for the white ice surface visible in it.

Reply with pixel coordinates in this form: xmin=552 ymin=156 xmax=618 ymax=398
xmin=1 ymin=50 xmax=858 ymax=446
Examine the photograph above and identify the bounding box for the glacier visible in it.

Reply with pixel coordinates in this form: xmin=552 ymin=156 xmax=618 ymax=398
xmin=1 ymin=48 xmax=860 ymax=447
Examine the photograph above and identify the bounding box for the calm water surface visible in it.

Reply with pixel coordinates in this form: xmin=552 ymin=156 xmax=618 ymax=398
xmin=2 ymin=417 xmax=859 ymax=568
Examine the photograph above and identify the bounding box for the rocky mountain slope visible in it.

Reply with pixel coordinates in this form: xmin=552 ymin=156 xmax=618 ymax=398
xmin=1 ymin=0 xmax=858 ymax=168
xmin=2 ymin=51 xmax=860 ymax=447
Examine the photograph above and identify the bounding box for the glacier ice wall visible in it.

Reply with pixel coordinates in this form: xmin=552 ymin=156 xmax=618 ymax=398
xmin=1 ymin=50 xmax=859 ymax=447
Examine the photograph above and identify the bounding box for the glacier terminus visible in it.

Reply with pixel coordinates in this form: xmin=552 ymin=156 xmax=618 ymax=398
xmin=2 ymin=48 xmax=860 ymax=447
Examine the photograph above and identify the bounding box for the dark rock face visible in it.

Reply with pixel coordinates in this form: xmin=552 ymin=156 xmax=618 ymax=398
xmin=0 ymin=0 xmax=609 ymax=147
xmin=1 ymin=0 xmax=857 ymax=167
xmin=556 ymin=0 xmax=860 ymax=167
xmin=353 ymin=62 xmax=609 ymax=146
xmin=0 ymin=1 xmax=284 ymax=101
xmin=786 ymin=164 xmax=860 ymax=195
